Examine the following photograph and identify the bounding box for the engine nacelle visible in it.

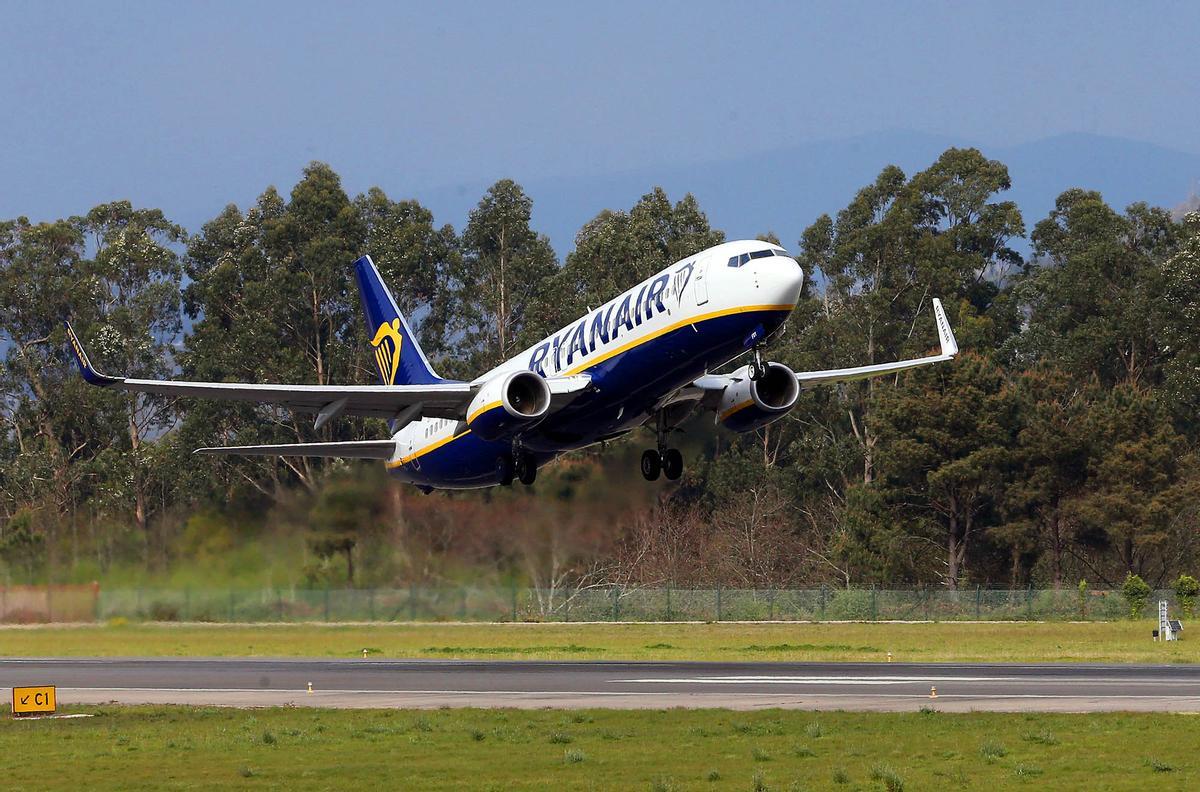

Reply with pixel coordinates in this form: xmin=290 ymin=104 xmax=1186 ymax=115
xmin=466 ymin=371 xmax=551 ymax=441
xmin=717 ymin=362 xmax=800 ymax=433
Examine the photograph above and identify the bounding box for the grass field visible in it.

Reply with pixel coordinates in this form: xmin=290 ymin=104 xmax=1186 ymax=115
xmin=0 ymin=705 xmax=1195 ymax=790
xmin=0 ymin=620 xmax=1196 ymax=663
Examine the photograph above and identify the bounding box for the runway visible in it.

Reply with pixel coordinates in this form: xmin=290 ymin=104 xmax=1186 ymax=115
xmin=4 ymin=658 xmax=1199 ymax=712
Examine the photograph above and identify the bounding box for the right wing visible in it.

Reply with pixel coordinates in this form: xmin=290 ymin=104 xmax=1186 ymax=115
xmin=792 ymin=297 xmax=959 ymax=386
xmin=684 ymin=297 xmax=959 ymax=412
xmin=194 ymin=440 xmax=397 ymax=458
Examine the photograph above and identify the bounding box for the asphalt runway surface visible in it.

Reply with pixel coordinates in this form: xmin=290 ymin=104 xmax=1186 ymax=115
xmin=4 ymin=658 xmax=1200 ymax=712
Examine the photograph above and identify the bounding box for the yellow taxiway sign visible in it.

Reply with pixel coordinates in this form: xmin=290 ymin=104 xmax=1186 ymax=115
xmin=12 ymin=685 xmax=56 ymax=716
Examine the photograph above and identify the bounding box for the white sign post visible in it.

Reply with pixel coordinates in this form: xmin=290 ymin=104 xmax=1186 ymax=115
xmin=1159 ymin=600 xmax=1175 ymax=641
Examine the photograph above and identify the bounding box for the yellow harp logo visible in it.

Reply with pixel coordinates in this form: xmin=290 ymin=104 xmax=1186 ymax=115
xmin=371 ymin=319 xmax=404 ymax=385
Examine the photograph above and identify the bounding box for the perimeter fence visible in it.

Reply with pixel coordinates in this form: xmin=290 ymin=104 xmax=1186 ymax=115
xmin=2 ymin=585 xmax=1185 ymax=624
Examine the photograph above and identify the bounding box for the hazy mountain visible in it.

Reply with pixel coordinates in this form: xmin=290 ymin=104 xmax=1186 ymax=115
xmin=418 ymin=130 xmax=1200 ymax=256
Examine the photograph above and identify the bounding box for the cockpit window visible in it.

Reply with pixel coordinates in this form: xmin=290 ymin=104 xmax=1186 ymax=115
xmin=728 ymin=248 xmax=794 ymax=267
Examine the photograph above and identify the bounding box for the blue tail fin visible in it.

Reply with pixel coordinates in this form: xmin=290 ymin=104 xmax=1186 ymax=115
xmin=353 ymin=255 xmax=445 ymax=386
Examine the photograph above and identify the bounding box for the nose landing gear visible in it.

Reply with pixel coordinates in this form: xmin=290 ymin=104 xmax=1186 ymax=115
xmin=748 ymin=346 xmax=767 ymax=381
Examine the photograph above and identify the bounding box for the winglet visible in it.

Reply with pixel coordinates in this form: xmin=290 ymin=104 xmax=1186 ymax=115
xmin=931 ymin=298 xmax=959 ymax=357
xmin=63 ymin=321 xmax=123 ymax=387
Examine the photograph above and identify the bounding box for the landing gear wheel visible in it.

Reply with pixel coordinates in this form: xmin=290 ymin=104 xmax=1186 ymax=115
xmin=496 ymin=455 xmax=514 ymax=487
xmin=749 ymin=349 xmax=767 ymax=381
xmin=662 ymin=448 xmax=684 ymax=481
xmin=515 ymin=451 xmax=538 ymax=486
xmin=640 ymin=449 xmax=661 ymax=481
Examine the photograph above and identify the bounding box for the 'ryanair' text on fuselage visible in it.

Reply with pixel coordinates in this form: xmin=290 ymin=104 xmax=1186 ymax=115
xmin=527 ymin=262 xmax=694 ymax=376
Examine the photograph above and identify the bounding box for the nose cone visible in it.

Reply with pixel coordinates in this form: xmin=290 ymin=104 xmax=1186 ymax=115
xmin=772 ymin=255 xmax=805 ymax=306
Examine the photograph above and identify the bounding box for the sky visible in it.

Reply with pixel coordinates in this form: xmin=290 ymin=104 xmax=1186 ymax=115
xmin=2 ymin=0 xmax=1198 ymax=245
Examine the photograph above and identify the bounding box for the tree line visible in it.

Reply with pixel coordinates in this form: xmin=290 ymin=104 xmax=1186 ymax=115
xmin=2 ymin=150 xmax=1199 ymax=592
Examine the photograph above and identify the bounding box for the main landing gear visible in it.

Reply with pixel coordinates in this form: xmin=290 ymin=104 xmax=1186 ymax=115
xmin=497 ymin=449 xmax=537 ymax=487
xmin=641 ymin=447 xmax=683 ymax=481
xmin=641 ymin=413 xmax=683 ymax=482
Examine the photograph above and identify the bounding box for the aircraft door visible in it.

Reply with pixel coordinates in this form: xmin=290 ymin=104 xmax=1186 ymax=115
xmin=694 ymin=259 xmax=709 ymax=305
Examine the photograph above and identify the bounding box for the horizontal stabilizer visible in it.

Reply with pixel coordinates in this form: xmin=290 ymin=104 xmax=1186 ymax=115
xmin=194 ymin=440 xmax=397 ymax=459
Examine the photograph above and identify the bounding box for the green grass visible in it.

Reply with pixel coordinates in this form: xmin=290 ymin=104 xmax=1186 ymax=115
xmin=0 ymin=620 xmax=1196 ymax=662
xmin=0 ymin=706 xmax=1196 ymax=790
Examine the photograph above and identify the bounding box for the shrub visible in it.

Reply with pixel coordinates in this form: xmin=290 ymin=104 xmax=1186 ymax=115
xmin=1122 ymin=574 xmax=1151 ymax=619
xmin=1022 ymin=729 xmax=1058 ymax=746
xmin=870 ymin=765 xmax=904 ymax=791
xmin=827 ymin=589 xmax=873 ymax=620
xmin=980 ymin=740 xmax=1007 ymax=761
xmin=1173 ymin=574 xmax=1199 ymax=618
xmin=1146 ymin=757 xmax=1175 ymax=772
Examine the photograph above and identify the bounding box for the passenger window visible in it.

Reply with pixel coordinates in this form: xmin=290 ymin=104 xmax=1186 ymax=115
xmin=728 ymin=256 xmax=739 ymax=267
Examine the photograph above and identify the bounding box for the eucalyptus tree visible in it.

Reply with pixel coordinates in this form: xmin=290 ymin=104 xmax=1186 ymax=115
xmin=452 ymin=180 xmax=557 ymax=372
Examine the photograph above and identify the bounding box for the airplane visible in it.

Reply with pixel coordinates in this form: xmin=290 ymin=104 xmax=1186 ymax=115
xmin=65 ymin=240 xmax=958 ymax=491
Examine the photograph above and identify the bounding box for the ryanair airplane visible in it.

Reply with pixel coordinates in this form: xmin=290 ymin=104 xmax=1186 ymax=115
xmin=66 ymin=240 xmax=957 ymax=490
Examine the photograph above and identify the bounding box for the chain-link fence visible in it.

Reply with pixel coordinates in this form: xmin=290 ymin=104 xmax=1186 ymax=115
xmin=0 ymin=585 xmax=1167 ymax=624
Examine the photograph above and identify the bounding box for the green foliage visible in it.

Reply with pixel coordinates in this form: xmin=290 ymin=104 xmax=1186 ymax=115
xmin=1173 ymin=574 xmax=1199 ymax=617
xmin=1077 ymin=579 xmax=1088 ymax=619
xmin=1122 ymin=574 xmax=1151 ymax=619
xmin=3 ymin=155 xmax=1200 ymax=593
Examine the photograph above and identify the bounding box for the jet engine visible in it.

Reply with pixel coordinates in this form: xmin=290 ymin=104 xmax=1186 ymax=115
xmin=716 ymin=362 xmax=800 ymax=433
xmin=466 ymin=370 xmax=552 ymax=441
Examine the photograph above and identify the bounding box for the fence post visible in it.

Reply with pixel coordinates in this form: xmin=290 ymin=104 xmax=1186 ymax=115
xmin=510 ymin=583 xmax=518 ymax=622
xmin=408 ymin=583 xmax=416 ymax=621
xmin=612 ymin=585 xmax=620 ymax=622
xmin=324 ymin=585 xmax=330 ymax=622
xmin=871 ymin=586 xmax=877 ymax=621
xmin=716 ymin=585 xmax=722 ymax=622
xmin=1027 ymin=585 xmax=1034 ymax=621
xmin=276 ymin=589 xmax=284 ymax=621
xmin=136 ymin=587 xmax=143 ymax=619
xmin=228 ymin=589 xmax=235 ymax=622
xmin=92 ymin=581 xmax=100 ymax=623
xmin=666 ymin=583 xmax=673 ymax=622
xmin=768 ymin=588 xmax=775 ymax=620
xmin=459 ymin=587 xmax=468 ymax=621
xmin=564 ymin=588 xmax=570 ymax=623
xmin=820 ymin=586 xmax=827 ymax=621
xmin=975 ymin=586 xmax=982 ymax=620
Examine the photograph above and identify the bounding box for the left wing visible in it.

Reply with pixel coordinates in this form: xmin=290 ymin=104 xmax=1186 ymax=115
xmin=65 ymin=322 xmax=588 ymax=428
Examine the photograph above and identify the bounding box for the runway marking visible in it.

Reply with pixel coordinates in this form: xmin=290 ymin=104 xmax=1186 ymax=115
xmin=613 ymin=675 xmax=1200 ymax=686
xmin=52 ymin=687 xmax=1200 ymax=702
xmin=618 ymin=675 xmax=1055 ymax=685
